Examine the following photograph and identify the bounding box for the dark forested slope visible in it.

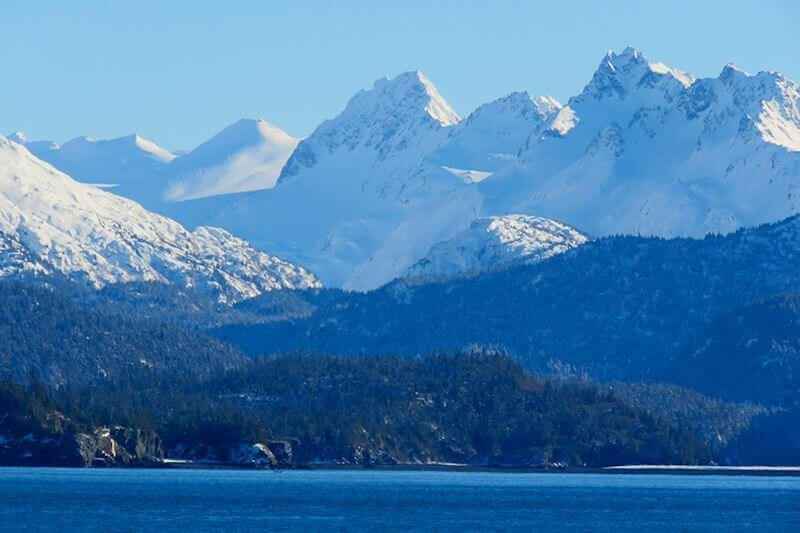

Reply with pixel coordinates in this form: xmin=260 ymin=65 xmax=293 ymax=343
xmin=0 ymin=281 xmax=244 ymax=385
xmin=43 ymin=351 xmax=753 ymax=468
xmin=213 ymin=216 xmax=800 ymax=406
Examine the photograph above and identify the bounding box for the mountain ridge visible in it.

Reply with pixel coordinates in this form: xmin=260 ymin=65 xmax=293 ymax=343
xmin=0 ymin=135 xmax=319 ymax=303
xmin=8 ymin=48 xmax=800 ymax=290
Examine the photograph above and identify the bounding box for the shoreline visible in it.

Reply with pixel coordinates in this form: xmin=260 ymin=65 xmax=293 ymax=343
xmin=104 ymin=462 xmax=800 ymax=476
xmin=5 ymin=462 xmax=800 ymax=476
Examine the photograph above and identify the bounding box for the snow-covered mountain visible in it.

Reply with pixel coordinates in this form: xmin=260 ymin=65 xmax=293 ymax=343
xmin=428 ymin=92 xmax=561 ymax=177
xmin=170 ymin=51 xmax=800 ymax=289
xmin=194 ymin=71 xmax=482 ymax=290
xmin=9 ymin=48 xmax=800 ymax=291
xmin=0 ymin=135 xmax=319 ymax=303
xmin=278 ymin=70 xmax=460 ymax=189
xmin=11 ymin=119 xmax=299 ymax=208
xmin=163 ymin=118 xmax=299 ymax=201
xmin=404 ymin=215 xmax=587 ymax=281
xmin=481 ymin=47 xmax=800 ymax=237
xmin=185 ymin=73 xmax=571 ymax=290
xmin=16 ymin=132 xmax=175 ymax=207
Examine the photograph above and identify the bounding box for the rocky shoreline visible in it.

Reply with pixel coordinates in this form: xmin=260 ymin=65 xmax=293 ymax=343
xmin=4 ymin=421 xmax=800 ymax=474
xmin=0 ymin=426 xmax=163 ymax=467
xmin=0 ymin=430 xmax=571 ymax=470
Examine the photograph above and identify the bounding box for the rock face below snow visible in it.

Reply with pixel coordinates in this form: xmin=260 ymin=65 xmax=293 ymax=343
xmin=168 ymin=439 xmax=297 ymax=468
xmin=0 ymin=136 xmax=320 ymax=303
xmin=405 ymin=215 xmax=588 ymax=281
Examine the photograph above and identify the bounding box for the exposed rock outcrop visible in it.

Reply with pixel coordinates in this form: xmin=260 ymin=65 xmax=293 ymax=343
xmin=0 ymin=425 xmax=163 ymax=467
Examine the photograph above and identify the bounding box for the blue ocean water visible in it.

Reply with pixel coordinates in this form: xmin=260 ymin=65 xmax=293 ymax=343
xmin=0 ymin=467 xmax=798 ymax=531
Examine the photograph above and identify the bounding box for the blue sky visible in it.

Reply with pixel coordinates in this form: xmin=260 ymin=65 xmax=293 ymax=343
xmin=2 ymin=0 xmax=798 ymax=150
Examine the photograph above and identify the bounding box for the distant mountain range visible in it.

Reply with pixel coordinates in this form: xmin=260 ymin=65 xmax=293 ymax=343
xmin=0 ymin=135 xmax=318 ymax=303
xmin=7 ymin=47 xmax=800 ymax=290
xmin=11 ymin=117 xmax=297 ymax=205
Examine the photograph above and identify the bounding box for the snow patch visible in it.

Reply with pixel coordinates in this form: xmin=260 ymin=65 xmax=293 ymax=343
xmin=441 ymin=166 xmax=493 ymax=183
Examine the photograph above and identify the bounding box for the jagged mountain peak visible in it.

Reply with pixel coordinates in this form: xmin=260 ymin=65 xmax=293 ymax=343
xmin=343 ymin=70 xmax=460 ymax=132
xmin=370 ymin=70 xmax=461 ymax=126
xmin=715 ymin=63 xmax=795 ymax=87
xmin=278 ymin=70 xmax=460 ymax=183
xmin=578 ymin=47 xmax=694 ymax=103
xmin=677 ymin=62 xmax=800 ymax=150
xmin=430 ymin=91 xmax=562 ymax=173
xmin=593 ymin=46 xmax=650 ymax=85
xmin=490 ymin=50 xmax=800 ymax=243
xmin=465 ymin=91 xmax=561 ymax=123
xmin=712 ymin=63 xmax=798 ymax=97
xmin=605 ymin=46 xmax=646 ymax=66
xmin=720 ymin=62 xmax=746 ymax=79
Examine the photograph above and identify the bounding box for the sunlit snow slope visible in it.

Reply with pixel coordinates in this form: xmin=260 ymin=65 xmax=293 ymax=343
xmin=16 ymin=132 xmax=175 ymax=207
xmin=164 ymin=118 xmax=299 ymax=201
xmin=0 ymin=136 xmax=319 ymax=303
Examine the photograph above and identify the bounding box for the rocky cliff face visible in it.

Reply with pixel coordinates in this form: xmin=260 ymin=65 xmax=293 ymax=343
xmin=169 ymin=439 xmax=297 ymax=468
xmin=0 ymin=425 xmax=163 ymax=467
xmin=167 ymin=438 xmax=573 ymax=469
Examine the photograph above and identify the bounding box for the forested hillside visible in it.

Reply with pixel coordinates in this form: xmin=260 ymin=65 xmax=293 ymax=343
xmin=0 ymin=281 xmax=244 ymax=385
xmin=214 ymin=217 xmax=800 ymax=406
xmin=7 ymin=351 xmax=777 ymax=468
